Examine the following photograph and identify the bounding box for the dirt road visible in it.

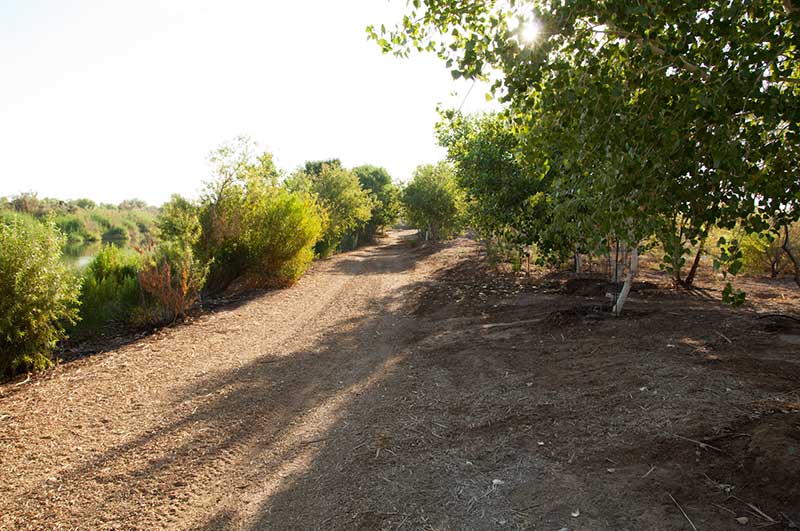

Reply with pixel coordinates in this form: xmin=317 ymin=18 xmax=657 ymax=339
xmin=1 ymin=232 xmax=798 ymax=530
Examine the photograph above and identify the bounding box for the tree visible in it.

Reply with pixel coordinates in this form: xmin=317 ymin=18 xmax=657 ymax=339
xmin=371 ymin=0 xmax=800 ymax=310
xmin=353 ymin=165 xmax=401 ymax=238
xmin=287 ymin=163 xmax=373 ymax=256
xmin=157 ymin=194 xmax=201 ymax=249
xmin=118 ymin=198 xmax=149 ymax=210
xmin=402 ymin=162 xmax=466 ymax=240
xmin=197 ymin=136 xmax=281 ymax=280
xmin=303 ymin=159 xmax=343 ymax=176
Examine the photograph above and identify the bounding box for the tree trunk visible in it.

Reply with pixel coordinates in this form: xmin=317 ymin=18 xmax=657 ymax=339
xmin=613 ymin=246 xmax=639 ymax=316
xmin=683 ymin=242 xmax=704 ymax=287
xmin=574 ymin=249 xmax=582 ymax=274
xmin=781 ymin=224 xmax=800 ymax=288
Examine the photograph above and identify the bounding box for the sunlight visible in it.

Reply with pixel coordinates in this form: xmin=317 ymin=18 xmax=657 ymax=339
xmin=521 ymin=18 xmax=542 ymax=43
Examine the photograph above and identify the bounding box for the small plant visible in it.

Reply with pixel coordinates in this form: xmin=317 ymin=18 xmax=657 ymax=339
xmin=73 ymin=245 xmax=141 ymax=336
xmin=0 ymin=217 xmax=81 ymax=376
xmin=135 ymin=243 xmax=207 ymax=324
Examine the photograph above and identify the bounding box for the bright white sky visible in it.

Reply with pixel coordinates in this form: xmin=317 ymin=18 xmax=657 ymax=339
xmin=0 ymin=0 xmax=496 ymax=206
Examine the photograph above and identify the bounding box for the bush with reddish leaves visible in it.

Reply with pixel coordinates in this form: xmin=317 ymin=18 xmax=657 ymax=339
xmin=133 ymin=244 xmax=207 ymax=325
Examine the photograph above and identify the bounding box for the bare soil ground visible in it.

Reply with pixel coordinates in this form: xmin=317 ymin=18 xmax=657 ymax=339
xmin=1 ymin=231 xmax=799 ymax=531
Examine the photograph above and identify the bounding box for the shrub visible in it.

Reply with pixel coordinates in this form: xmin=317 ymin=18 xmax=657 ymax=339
xmin=740 ymin=222 xmax=800 ymax=278
xmin=73 ymin=245 xmax=141 ymax=336
xmin=196 ymin=138 xmax=276 ymax=291
xmin=243 ymin=188 xmax=325 ymax=284
xmin=197 ymin=138 xmax=328 ymax=291
xmin=157 ymin=194 xmax=201 ymax=248
xmin=135 ymin=243 xmax=207 ymax=324
xmin=102 ymin=225 xmax=130 ymax=242
xmin=0 ymin=217 xmax=81 ymax=376
xmin=53 ymin=214 xmax=96 ymax=243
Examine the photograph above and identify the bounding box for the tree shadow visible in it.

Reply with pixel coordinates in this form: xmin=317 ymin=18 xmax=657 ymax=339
xmin=5 ymin=238 xmax=436 ymax=528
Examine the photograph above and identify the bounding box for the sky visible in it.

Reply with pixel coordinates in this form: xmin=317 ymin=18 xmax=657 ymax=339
xmin=0 ymin=0 xmax=497 ymax=206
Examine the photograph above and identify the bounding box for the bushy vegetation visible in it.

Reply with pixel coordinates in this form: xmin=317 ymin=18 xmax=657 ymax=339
xmin=241 ymin=188 xmax=325 ymax=284
xmin=0 ymin=216 xmax=81 ymax=376
xmin=134 ymin=243 xmax=208 ymax=324
xmin=401 ymin=162 xmax=466 ymax=240
xmin=72 ymin=245 xmax=141 ymax=337
xmin=287 ymin=160 xmax=374 ymax=256
xmin=0 ymin=134 xmax=397 ymax=377
xmin=194 ymin=137 xmax=327 ymax=291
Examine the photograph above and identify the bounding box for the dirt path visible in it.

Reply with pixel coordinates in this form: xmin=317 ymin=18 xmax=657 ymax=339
xmin=0 ymin=230 xmax=447 ymax=530
xmin=1 ymin=233 xmax=799 ymax=530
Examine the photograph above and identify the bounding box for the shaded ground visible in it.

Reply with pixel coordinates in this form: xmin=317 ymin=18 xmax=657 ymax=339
xmin=1 ymin=233 xmax=798 ymax=530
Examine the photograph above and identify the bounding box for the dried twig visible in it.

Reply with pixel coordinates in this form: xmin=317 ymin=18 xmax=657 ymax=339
xmin=712 ymin=503 xmax=735 ymax=515
xmin=731 ymin=497 xmax=776 ymax=523
xmin=299 ymin=437 xmax=327 ymax=446
xmin=668 ymin=493 xmax=698 ymax=531
xmin=714 ymin=330 xmax=732 ymax=343
xmin=642 ymin=465 xmax=656 ymax=478
xmin=673 ymin=434 xmax=728 ymax=455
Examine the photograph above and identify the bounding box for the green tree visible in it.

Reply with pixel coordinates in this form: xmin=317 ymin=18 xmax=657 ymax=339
xmin=372 ymin=0 xmax=800 ymax=310
xmin=158 ymin=194 xmax=201 ymax=249
xmin=303 ymin=159 xmax=343 ymax=176
xmin=402 ymin=162 xmax=466 ymax=240
xmin=353 ymin=165 xmax=401 ymax=239
xmin=118 ymin=198 xmax=149 ymax=210
xmin=196 ymin=136 xmax=282 ymax=288
xmin=288 ymin=163 xmax=373 ymax=256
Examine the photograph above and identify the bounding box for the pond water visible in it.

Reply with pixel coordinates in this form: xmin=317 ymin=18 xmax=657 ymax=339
xmin=62 ymin=240 xmax=126 ymax=269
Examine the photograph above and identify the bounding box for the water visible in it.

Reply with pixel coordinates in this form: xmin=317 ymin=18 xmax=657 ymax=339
xmin=62 ymin=240 xmax=125 ymax=270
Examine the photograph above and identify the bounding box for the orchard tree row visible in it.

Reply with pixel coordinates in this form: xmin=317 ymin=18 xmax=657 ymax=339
xmin=372 ymin=0 xmax=800 ymax=313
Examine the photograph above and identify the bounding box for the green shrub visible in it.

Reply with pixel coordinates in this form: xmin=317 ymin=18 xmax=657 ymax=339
xmin=0 ymin=217 xmax=81 ymax=376
xmin=198 ymin=138 xmax=328 ymax=291
xmin=740 ymin=223 xmax=800 ymax=278
xmin=73 ymin=245 xmax=141 ymax=336
xmin=53 ymin=214 xmax=97 ymax=243
xmin=243 ymin=188 xmax=325 ymax=284
xmin=157 ymin=194 xmax=201 ymax=248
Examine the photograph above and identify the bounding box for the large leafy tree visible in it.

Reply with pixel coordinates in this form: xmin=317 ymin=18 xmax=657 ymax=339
xmin=372 ymin=0 xmax=800 ymax=309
